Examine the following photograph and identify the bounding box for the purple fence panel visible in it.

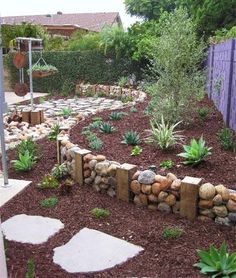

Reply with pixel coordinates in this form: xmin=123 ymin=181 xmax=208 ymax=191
xmin=207 ymin=39 xmax=236 ymax=131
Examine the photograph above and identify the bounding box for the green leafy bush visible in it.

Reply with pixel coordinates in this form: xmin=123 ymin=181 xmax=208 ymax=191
xmin=197 ymin=107 xmax=210 ymax=121
xmin=12 ymin=150 xmax=36 ymax=172
xmin=146 ymin=116 xmax=184 ymax=150
xmin=37 ymin=174 xmax=60 ymax=189
xmin=178 ymin=136 xmax=212 ymax=166
xmin=99 ymin=122 xmax=115 ymax=134
xmin=131 ymin=145 xmax=142 ymax=156
xmin=60 ymin=107 xmax=73 ymax=117
xmin=122 ymin=131 xmax=141 ymax=146
xmin=51 ymin=163 xmax=68 ymax=179
xmin=147 ymin=8 xmax=205 ymax=123
xmin=48 ymin=124 xmax=60 ymax=141
xmin=109 ymin=111 xmax=127 ymax=120
xmin=89 ymin=138 xmax=103 ymax=150
xmin=218 ymin=127 xmax=235 ymax=152
xmin=40 ymin=197 xmax=58 ymax=208
xmin=118 ymin=76 xmax=128 ymax=87
xmin=25 ymin=258 xmax=35 ymax=278
xmin=89 ymin=120 xmax=103 ymax=130
xmin=160 ymin=160 xmax=174 ymax=169
xmin=194 ymin=242 xmax=236 ymax=277
xmin=130 ymin=106 xmax=137 ymax=113
xmin=16 ymin=138 xmax=37 ymax=158
xmin=162 ymin=226 xmax=183 ymax=239
xmin=90 ymin=208 xmax=110 ymax=218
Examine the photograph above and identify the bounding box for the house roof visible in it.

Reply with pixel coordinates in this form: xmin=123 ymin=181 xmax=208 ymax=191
xmin=2 ymin=12 xmax=121 ymax=32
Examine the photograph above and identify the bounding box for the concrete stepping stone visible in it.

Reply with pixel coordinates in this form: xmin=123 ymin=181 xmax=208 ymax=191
xmin=2 ymin=214 xmax=64 ymax=244
xmin=53 ymin=227 xmax=143 ymax=273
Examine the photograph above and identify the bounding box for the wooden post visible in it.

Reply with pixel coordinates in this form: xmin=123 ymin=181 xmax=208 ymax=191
xmin=180 ymin=176 xmax=202 ymax=220
xmin=56 ymin=136 xmax=64 ymax=164
xmin=116 ymin=163 xmax=137 ymax=202
xmin=22 ymin=110 xmax=31 ymax=123
xmin=74 ymin=149 xmax=91 ymax=185
xmin=30 ymin=110 xmax=41 ymax=125
xmin=39 ymin=109 xmax=44 ymax=123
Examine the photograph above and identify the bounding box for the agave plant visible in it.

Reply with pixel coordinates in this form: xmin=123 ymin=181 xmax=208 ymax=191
xmin=109 ymin=111 xmax=127 ymax=120
xmin=146 ymin=116 xmax=184 ymax=150
xmin=177 ymin=136 xmax=212 ymax=166
xmin=99 ymin=122 xmax=115 ymax=134
xmin=122 ymin=131 xmax=141 ymax=146
xmin=194 ymin=242 xmax=236 ymax=277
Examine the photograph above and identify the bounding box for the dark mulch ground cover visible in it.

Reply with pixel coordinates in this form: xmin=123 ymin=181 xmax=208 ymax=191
xmin=70 ymin=96 xmax=236 ymax=189
xmin=1 ymin=96 xmax=236 ymax=278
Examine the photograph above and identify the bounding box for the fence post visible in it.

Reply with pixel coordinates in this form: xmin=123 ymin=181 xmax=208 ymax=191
xmin=208 ymin=45 xmax=215 ymax=99
xmin=226 ymin=39 xmax=236 ymax=126
xmin=116 ymin=163 xmax=137 ymax=202
xmin=74 ymin=149 xmax=91 ymax=186
xmin=180 ymin=176 xmax=202 ymax=220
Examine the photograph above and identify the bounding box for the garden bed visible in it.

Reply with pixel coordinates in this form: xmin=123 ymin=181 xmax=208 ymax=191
xmin=1 ymin=138 xmax=236 ymax=277
xmin=70 ymin=96 xmax=236 ymax=189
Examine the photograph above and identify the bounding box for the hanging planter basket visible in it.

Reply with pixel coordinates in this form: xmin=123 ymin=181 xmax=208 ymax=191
xmin=28 ymin=56 xmax=58 ymax=78
xmin=13 ymin=52 xmax=26 ymax=69
xmin=14 ymin=83 xmax=29 ymax=97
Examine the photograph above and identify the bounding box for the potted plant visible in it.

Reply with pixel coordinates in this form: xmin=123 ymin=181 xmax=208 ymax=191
xmin=28 ymin=64 xmax=58 ymax=78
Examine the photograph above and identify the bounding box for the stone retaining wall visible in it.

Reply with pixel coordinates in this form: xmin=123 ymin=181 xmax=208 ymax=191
xmin=76 ymin=83 xmax=146 ymax=103
xmin=57 ymin=134 xmax=236 ymax=227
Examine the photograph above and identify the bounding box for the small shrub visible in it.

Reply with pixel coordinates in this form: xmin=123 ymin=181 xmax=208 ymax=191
xmin=89 ymin=138 xmax=103 ymax=150
xmin=118 ymin=76 xmax=128 ymax=87
xmin=12 ymin=150 xmax=36 ymax=172
xmin=16 ymin=138 xmax=37 ymax=159
xmin=61 ymin=79 xmax=75 ymax=96
xmin=160 ymin=160 xmax=174 ymax=169
xmin=146 ymin=116 xmax=184 ymax=150
xmin=48 ymin=124 xmax=60 ymax=141
xmin=194 ymin=242 xmax=236 ymax=277
xmin=89 ymin=120 xmax=103 ymax=130
xmin=25 ymin=258 xmax=35 ymax=278
xmin=218 ymin=127 xmax=235 ymax=151
xmin=40 ymin=197 xmax=58 ymax=208
xmin=162 ymin=226 xmax=183 ymax=239
xmin=51 ymin=163 xmax=68 ymax=179
xmin=60 ymin=107 xmax=73 ymax=118
xmin=197 ymin=107 xmax=210 ymax=121
xmin=122 ymin=131 xmax=141 ymax=146
xmin=131 ymin=146 xmax=142 ymax=156
xmin=109 ymin=111 xmax=127 ymax=120
xmin=37 ymin=174 xmax=60 ymax=189
xmin=99 ymin=122 xmax=115 ymax=134
xmin=130 ymin=106 xmax=137 ymax=113
xmin=178 ymin=136 xmax=212 ymax=166
xmin=91 ymin=208 xmax=110 ymax=218
xmin=120 ymin=96 xmax=133 ymax=103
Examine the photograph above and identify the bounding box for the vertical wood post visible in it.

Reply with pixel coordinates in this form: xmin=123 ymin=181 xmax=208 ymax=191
xmin=208 ymin=45 xmax=215 ymax=99
xmin=22 ymin=110 xmax=31 ymax=123
xmin=180 ymin=176 xmax=202 ymax=220
xmin=74 ymin=149 xmax=91 ymax=186
xmin=30 ymin=110 xmax=41 ymax=125
xmin=56 ymin=136 xmax=64 ymax=164
xmin=39 ymin=109 xmax=44 ymax=123
xmin=116 ymin=163 xmax=137 ymax=202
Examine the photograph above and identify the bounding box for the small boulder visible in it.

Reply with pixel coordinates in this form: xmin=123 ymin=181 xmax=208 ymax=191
xmin=88 ymin=159 xmax=97 ymax=170
xmin=157 ymin=191 xmax=168 ymax=202
xmin=197 ymin=216 xmax=213 ymax=222
xmin=148 ymin=194 xmax=158 ymax=203
xmin=84 ymin=169 xmax=91 ymax=178
xmin=213 ymin=194 xmax=223 ymax=206
xmin=130 ymin=180 xmax=141 ymax=195
xmin=133 ymin=195 xmax=142 ymax=207
xmin=132 ymin=170 xmax=140 ymax=180
xmin=96 ymin=155 xmax=106 ymax=162
xmin=199 ymin=183 xmax=216 ymax=200
xmin=215 ymin=184 xmax=230 ymax=201
xmin=157 ymin=202 xmax=171 ymax=213
xmin=165 ymin=194 xmax=176 ymax=206
xmin=172 ymin=201 xmax=180 ymax=214
xmin=148 ymin=204 xmax=158 ymax=211
xmin=228 ymin=212 xmax=236 ymax=223
xmin=154 ymin=174 xmax=166 ymax=183
xmin=171 ymin=179 xmax=181 ymax=191
xmin=138 ymin=170 xmax=156 ymax=184
xmin=83 ymin=153 xmax=94 ymax=162
xmin=107 ymin=164 xmax=118 ymax=177
xmin=212 ymin=205 xmax=228 ymax=217
xmin=94 ymin=175 xmax=102 ymax=185
xmin=160 ymin=178 xmax=172 ymax=191
xmin=152 ymin=183 xmax=161 ymax=196
xmin=199 ymin=209 xmax=215 ymax=219
xmin=166 ymin=173 xmax=177 ymax=182
xmin=141 ymin=184 xmax=152 ymax=195
xmin=95 ymin=161 xmax=110 ymax=176
xmin=107 ymin=188 xmax=116 ymax=198
xmin=229 ymin=192 xmax=236 ymax=202
xmin=226 ymin=199 xmax=236 ymax=212
xmin=215 ymin=217 xmax=231 ymax=226
xmin=139 ymin=194 xmax=148 ymax=206
xmin=107 ymin=177 xmax=117 ymax=187
xmin=199 ymin=199 xmax=214 ymax=209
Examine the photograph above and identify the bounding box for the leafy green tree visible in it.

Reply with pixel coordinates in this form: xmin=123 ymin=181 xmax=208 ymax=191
xmin=66 ymin=31 xmax=101 ymax=51
xmin=177 ymin=0 xmax=236 ymax=37
xmin=2 ymin=23 xmax=48 ymax=48
xmin=125 ymin=0 xmax=175 ymax=20
xmin=147 ymin=8 xmax=206 ymax=123
xmin=45 ymin=36 xmax=66 ymax=51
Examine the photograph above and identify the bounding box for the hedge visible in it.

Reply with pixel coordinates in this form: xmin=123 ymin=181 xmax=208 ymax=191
xmin=4 ymin=50 xmax=138 ymax=94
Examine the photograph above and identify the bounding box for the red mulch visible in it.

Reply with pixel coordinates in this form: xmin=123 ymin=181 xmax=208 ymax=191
xmin=1 ymin=96 xmax=236 ymax=278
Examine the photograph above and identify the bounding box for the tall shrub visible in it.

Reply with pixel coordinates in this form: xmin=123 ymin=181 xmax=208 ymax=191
xmin=147 ymin=8 xmax=206 ymax=123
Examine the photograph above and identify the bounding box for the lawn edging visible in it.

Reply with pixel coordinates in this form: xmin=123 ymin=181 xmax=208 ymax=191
xmin=57 ymin=132 xmax=236 ymax=227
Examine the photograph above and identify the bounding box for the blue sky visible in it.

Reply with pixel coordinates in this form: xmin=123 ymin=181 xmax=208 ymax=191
xmin=0 ymin=0 xmax=140 ymax=28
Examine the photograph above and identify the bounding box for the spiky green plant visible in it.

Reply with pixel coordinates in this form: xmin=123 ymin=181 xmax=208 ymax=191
xmin=218 ymin=127 xmax=235 ymax=152
xmin=99 ymin=122 xmax=115 ymax=134
xmin=90 ymin=208 xmax=110 ymax=218
xmin=109 ymin=111 xmax=127 ymax=120
xmin=48 ymin=124 xmax=60 ymax=141
xmin=194 ymin=242 xmax=236 ymax=277
xmin=89 ymin=138 xmax=103 ymax=150
xmin=122 ymin=131 xmax=141 ymax=146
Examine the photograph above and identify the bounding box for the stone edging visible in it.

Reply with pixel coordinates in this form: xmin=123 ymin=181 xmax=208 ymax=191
xmin=57 ymin=132 xmax=236 ymax=227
